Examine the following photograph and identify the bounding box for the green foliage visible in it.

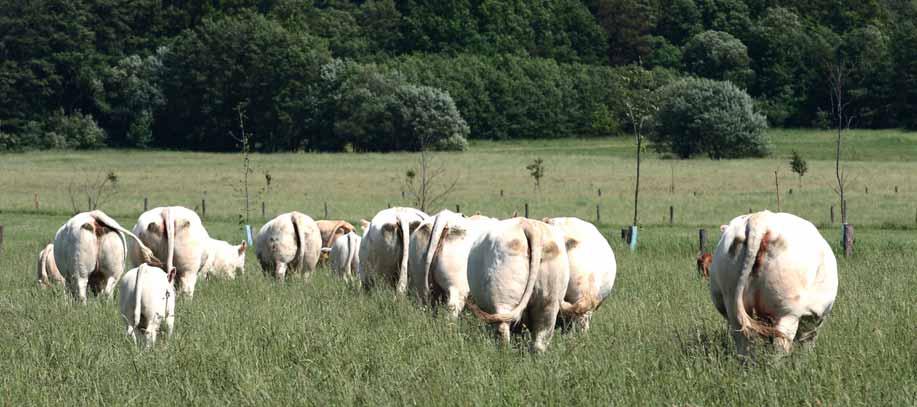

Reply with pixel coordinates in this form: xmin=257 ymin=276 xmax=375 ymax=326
xmin=331 ymin=63 xmax=469 ymax=152
xmin=102 ymin=50 xmax=167 ymax=148
xmin=789 ymin=150 xmax=808 ymax=178
xmin=653 ymin=77 xmax=769 ymax=159
xmin=526 ymin=157 xmax=545 ymax=191
xmin=683 ymin=30 xmax=752 ymax=87
xmin=159 ymin=12 xmax=332 ymax=152
xmin=1 ymin=110 xmax=107 ymax=151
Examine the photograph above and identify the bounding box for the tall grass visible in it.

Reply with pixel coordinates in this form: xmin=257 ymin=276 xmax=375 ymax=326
xmin=0 ymin=130 xmax=915 ymax=404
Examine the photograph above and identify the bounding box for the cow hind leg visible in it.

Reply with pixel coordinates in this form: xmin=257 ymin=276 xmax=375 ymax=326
xmin=446 ymin=288 xmax=465 ymax=319
xmin=497 ymin=322 xmax=511 ymax=348
xmin=773 ymin=315 xmax=800 ymax=353
xmin=529 ymin=302 xmax=560 ymax=353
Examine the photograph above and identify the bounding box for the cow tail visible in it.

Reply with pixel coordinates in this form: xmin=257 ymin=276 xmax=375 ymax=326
xmin=162 ymin=208 xmax=177 ymax=280
xmin=469 ymin=220 xmax=542 ymax=324
xmin=345 ymin=233 xmax=357 ymax=278
xmin=37 ymin=245 xmax=50 ymax=288
xmin=421 ymin=215 xmax=448 ymax=303
xmin=734 ymin=217 xmax=781 ymax=338
xmin=90 ymin=210 xmax=162 ymax=268
xmin=396 ymin=215 xmax=412 ymax=295
xmin=291 ymin=213 xmax=305 ymax=274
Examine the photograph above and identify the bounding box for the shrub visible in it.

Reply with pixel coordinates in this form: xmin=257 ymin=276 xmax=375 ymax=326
xmin=652 ymin=77 xmax=768 ymax=159
xmin=332 ymin=63 xmax=469 ymax=152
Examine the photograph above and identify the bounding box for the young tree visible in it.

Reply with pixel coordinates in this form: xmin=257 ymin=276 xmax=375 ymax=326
xmin=828 ymin=61 xmax=854 ymax=224
xmin=403 ymin=134 xmax=459 ymax=213
xmin=622 ymin=83 xmax=658 ymax=228
xmin=526 ymin=158 xmax=545 ymax=194
xmin=231 ymin=102 xmax=254 ymax=225
xmin=789 ymin=150 xmax=808 ymax=189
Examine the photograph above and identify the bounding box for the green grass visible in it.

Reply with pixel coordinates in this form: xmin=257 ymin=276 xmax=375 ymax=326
xmin=1 ymin=130 xmax=916 ymax=404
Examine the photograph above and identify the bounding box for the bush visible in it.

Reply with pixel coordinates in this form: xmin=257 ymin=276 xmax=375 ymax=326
xmin=331 ymin=63 xmax=469 ymax=152
xmin=652 ymin=77 xmax=768 ymax=159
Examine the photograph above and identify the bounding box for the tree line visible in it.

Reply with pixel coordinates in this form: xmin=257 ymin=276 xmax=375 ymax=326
xmin=0 ymin=0 xmax=915 ymax=153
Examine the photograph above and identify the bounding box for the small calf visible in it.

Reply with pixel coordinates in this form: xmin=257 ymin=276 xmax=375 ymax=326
xmin=697 ymin=252 xmax=713 ymax=279
xmin=118 ymin=264 xmax=176 ymax=350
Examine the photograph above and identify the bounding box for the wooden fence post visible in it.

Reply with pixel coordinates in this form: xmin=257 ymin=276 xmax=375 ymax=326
xmin=895 ymin=186 xmax=898 ymax=193
xmin=698 ymin=229 xmax=707 ymax=253
xmin=144 ymin=197 xmax=148 ymax=211
xmin=456 ymin=204 xmax=461 ymax=213
xmin=830 ymin=205 xmax=835 ymax=223
xmin=669 ymin=206 xmax=674 ymax=225
xmin=775 ymin=171 xmax=781 ymax=211
xmin=524 ymin=203 xmax=529 ymax=218
xmin=748 ymin=208 xmax=752 ymax=214
xmin=201 ymin=199 xmax=206 ymax=219
xmin=401 ymin=191 xmax=405 ymax=199
xmin=598 ymin=188 xmax=602 ymax=197
xmin=595 ymin=204 xmax=600 ymax=223
xmin=0 ymin=225 xmax=4 ymax=257
xmin=261 ymin=201 xmax=266 ymax=219
xmin=500 ymin=189 xmax=504 ymax=197
xmin=324 ymin=202 xmax=329 ymax=219
xmin=34 ymin=193 xmax=39 ymax=210
xmin=87 ymin=196 xmax=92 ymax=211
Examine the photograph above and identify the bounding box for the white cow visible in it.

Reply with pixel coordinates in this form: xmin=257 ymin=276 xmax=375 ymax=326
xmin=119 ymin=264 xmax=176 ymax=350
xmin=255 ymin=212 xmax=322 ymax=281
xmin=329 ymin=232 xmax=361 ymax=284
xmin=200 ymin=238 xmax=247 ymax=280
xmin=467 ymin=218 xmax=570 ymax=353
xmin=408 ymin=210 xmax=498 ymax=317
xmin=710 ymin=210 xmax=839 ymax=356
xmin=54 ymin=211 xmax=158 ymax=303
xmin=36 ymin=243 xmax=64 ymax=288
xmin=543 ymin=217 xmax=617 ymax=332
xmin=358 ymin=207 xmax=428 ymax=293
xmin=129 ymin=206 xmax=210 ymax=298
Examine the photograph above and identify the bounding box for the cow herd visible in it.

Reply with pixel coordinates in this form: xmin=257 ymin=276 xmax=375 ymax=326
xmin=34 ymin=205 xmax=838 ymax=357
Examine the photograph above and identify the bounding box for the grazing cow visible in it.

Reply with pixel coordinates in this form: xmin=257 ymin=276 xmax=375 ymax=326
xmin=36 ymin=243 xmax=64 ymax=288
xmin=54 ymin=211 xmax=158 ymax=303
xmin=119 ymin=264 xmax=175 ymax=350
xmin=408 ymin=210 xmax=498 ymax=317
xmin=467 ymin=218 xmax=570 ymax=353
xmin=358 ymin=207 xmax=429 ymax=293
xmin=697 ymin=252 xmax=713 ymax=279
xmin=255 ymin=212 xmax=322 ymax=281
xmin=329 ymin=232 xmax=361 ymax=283
xmin=543 ymin=217 xmax=617 ymax=331
xmin=710 ymin=210 xmax=838 ymax=357
xmin=129 ymin=207 xmax=209 ymax=298
xmin=316 ymin=220 xmax=356 ymax=261
xmin=200 ymin=239 xmax=247 ymax=280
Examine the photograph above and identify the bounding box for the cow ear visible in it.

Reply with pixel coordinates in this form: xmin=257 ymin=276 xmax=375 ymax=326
xmin=360 ymin=219 xmax=370 ymax=232
xmin=238 ymin=241 xmax=247 ymax=254
xmin=720 ymin=224 xmax=727 ymax=232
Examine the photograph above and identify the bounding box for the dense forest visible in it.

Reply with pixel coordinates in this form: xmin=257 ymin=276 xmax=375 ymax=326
xmin=0 ymin=0 xmax=915 ymax=153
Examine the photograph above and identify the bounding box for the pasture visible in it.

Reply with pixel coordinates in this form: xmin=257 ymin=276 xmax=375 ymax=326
xmin=1 ymin=129 xmax=915 ymax=404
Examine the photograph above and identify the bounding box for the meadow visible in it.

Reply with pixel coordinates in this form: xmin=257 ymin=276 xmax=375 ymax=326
xmin=0 ymin=129 xmax=915 ymax=405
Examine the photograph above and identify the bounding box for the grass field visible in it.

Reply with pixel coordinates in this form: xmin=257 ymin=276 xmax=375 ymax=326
xmin=1 ymin=129 xmax=916 ymax=404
